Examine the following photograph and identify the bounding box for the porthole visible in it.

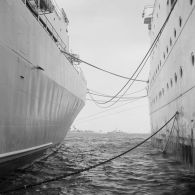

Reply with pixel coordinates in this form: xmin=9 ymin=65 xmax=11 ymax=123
xmin=191 ymin=52 xmax=195 ymax=66
xmin=174 ymin=73 xmax=177 ymax=83
xmin=159 ymin=92 xmax=161 ymax=98
xmin=170 ymin=78 xmax=173 ymax=87
xmin=166 ymin=46 xmax=169 ymax=54
xmin=180 ymin=66 xmax=183 ymax=78
xmin=171 ymin=0 xmax=175 ymax=6
xmin=167 ymin=0 xmax=169 ymax=5
xmin=190 ymin=0 xmax=193 ymax=5
xmin=179 ymin=17 xmax=182 ymax=27
xmin=174 ymin=28 xmax=177 ymax=37
xmin=163 ymin=52 xmax=166 ymax=59
xmin=170 ymin=38 xmax=172 ymax=46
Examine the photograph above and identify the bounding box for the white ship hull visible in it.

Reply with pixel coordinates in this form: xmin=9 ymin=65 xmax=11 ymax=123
xmin=145 ymin=0 xmax=195 ymax=167
xmin=0 ymin=0 xmax=86 ymax=175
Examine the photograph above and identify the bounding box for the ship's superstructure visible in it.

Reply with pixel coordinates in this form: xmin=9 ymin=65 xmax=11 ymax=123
xmin=144 ymin=0 xmax=195 ymax=167
xmin=0 ymin=0 xmax=86 ymax=175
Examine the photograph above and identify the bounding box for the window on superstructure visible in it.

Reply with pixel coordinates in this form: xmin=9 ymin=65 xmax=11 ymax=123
xmin=163 ymin=52 xmax=166 ymax=59
xmin=166 ymin=46 xmax=169 ymax=54
xmin=190 ymin=0 xmax=193 ymax=5
xmin=191 ymin=52 xmax=195 ymax=66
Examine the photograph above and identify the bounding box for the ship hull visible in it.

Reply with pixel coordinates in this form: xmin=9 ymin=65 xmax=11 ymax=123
xmin=0 ymin=144 xmax=51 ymax=177
xmin=147 ymin=0 xmax=195 ymax=167
xmin=0 ymin=0 xmax=86 ymax=175
xmin=0 ymin=44 xmax=85 ymax=176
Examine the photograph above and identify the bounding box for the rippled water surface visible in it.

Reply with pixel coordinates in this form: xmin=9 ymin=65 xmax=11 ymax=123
xmin=1 ymin=132 xmax=195 ymax=194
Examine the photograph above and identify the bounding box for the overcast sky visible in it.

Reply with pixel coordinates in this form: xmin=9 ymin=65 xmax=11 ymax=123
xmin=58 ymin=0 xmax=155 ymax=133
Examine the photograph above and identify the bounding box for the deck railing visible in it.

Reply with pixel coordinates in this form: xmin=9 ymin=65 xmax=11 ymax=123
xmin=21 ymin=0 xmax=83 ymax=75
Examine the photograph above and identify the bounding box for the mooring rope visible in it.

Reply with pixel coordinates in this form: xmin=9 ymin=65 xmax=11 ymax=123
xmin=0 ymin=112 xmax=178 ymax=194
xmin=162 ymin=116 xmax=176 ymax=153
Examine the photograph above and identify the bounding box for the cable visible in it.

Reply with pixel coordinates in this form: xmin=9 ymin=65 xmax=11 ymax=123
xmin=86 ymin=96 xmax=146 ymax=103
xmin=162 ymin=117 xmax=176 ymax=153
xmin=87 ymin=54 xmax=148 ymax=109
xmin=0 ymin=112 xmax=178 ymax=194
xmin=86 ymin=88 xmax=147 ymax=103
xmin=76 ymin=103 xmax=147 ymax=124
xmin=87 ymin=87 xmax=146 ymax=97
xmin=91 ymin=52 xmax=151 ymax=108
xmin=61 ymin=50 xmax=148 ymax=83
xmin=86 ymin=93 xmax=147 ymax=103
xmin=64 ymin=0 xmax=178 ymax=107
xmin=62 ymin=46 xmax=150 ymax=107
xmin=76 ymin=96 xmax=147 ymax=122
xmin=104 ymin=51 xmax=150 ymax=107
xmin=87 ymin=90 xmax=146 ymax=100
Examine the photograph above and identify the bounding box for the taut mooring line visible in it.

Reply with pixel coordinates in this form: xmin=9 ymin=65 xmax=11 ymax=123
xmin=162 ymin=116 xmax=176 ymax=153
xmin=0 ymin=112 xmax=178 ymax=194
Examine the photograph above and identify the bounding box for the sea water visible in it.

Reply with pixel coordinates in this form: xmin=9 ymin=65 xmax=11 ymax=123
xmin=0 ymin=132 xmax=195 ymax=195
